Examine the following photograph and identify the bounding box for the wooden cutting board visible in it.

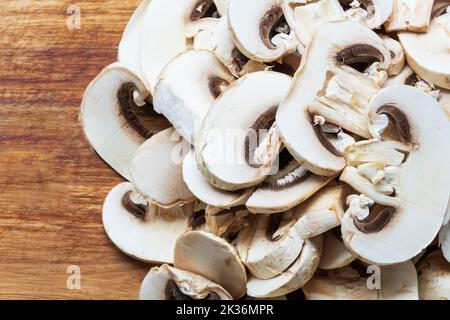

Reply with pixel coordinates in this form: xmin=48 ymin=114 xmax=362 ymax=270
xmin=0 ymin=0 xmax=152 ymax=299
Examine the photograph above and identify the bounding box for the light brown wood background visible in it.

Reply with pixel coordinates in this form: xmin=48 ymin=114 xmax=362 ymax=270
xmin=0 ymin=0 xmax=151 ymax=299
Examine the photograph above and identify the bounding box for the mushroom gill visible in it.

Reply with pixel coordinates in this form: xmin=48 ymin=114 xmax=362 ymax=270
xmin=190 ymin=0 xmax=220 ymax=21
xmin=260 ymin=7 xmax=290 ymax=49
xmin=335 ymin=44 xmax=384 ymax=72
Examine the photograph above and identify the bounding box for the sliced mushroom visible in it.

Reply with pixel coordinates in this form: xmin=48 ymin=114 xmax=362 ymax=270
xmin=340 ymin=86 xmax=450 ymax=265
xmin=398 ymin=3 xmax=450 ymax=90
xmin=140 ymin=264 xmax=232 ymax=300
xmin=417 ymin=250 xmax=450 ymax=300
xmin=276 ymin=20 xmax=391 ymax=176
xmin=103 ymin=182 xmax=192 ymax=264
xmin=196 ymin=71 xmax=292 ymax=191
xmin=174 ymin=230 xmax=247 ymax=299
xmin=80 ymin=63 xmax=170 ymax=180
xmin=381 ymin=36 xmax=405 ymax=76
xmin=341 ymin=0 xmax=393 ymax=29
xmin=153 ymin=50 xmax=234 ymax=144
xmin=141 ymin=0 xmax=225 ymax=90
xmin=304 ymin=260 xmax=418 ymax=300
xmin=385 ymin=0 xmax=434 ymax=32
xmin=130 ymin=128 xmax=195 ymax=208
xmin=228 ymin=0 xmax=298 ymax=62
xmin=246 ymin=236 xmax=323 ymax=298
xmin=246 ymin=148 xmax=335 ymax=214
xmin=205 ymin=205 xmax=250 ymax=237
xmin=319 ymin=228 xmax=356 ymax=270
xmin=440 ymin=200 xmax=450 ymax=262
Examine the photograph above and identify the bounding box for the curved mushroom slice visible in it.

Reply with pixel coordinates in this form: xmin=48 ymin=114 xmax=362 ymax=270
xmin=140 ymin=264 xmax=232 ymax=300
xmin=204 ymin=204 xmax=250 ymax=237
xmin=174 ymin=231 xmax=247 ymax=299
xmin=141 ymin=0 xmax=225 ymax=90
xmin=417 ymin=250 xmax=450 ymax=300
xmin=340 ymin=0 xmax=393 ymax=29
xmin=118 ymin=0 xmax=151 ymax=80
xmin=196 ymin=71 xmax=292 ymax=191
xmin=381 ymin=36 xmax=405 ymax=77
xmin=246 ymin=148 xmax=335 ymax=214
xmin=81 ymin=63 xmax=170 ymax=180
xmin=276 ymin=21 xmax=391 ymax=176
xmin=183 ymin=150 xmax=253 ymax=208
xmin=130 ymin=128 xmax=195 ymax=208
xmin=153 ymin=50 xmax=234 ymax=144
xmin=399 ymin=4 xmax=450 ymax=90
xmin=304 ymin=260 xmax=418 ymax=300
xmin=319 ymin=228 xmax=356 ymax=270
xmin=385 ymin=0 xmax=434 ymax=32
xmin=246 ymin=236 xmax=323 ymax=298
xmin=340 ymin=86 xmax=450 ymax=265
xmin=102 ymin=182 xmax=192 ymax=264
xmin=228 ymin=0 xmax=298 ymax=62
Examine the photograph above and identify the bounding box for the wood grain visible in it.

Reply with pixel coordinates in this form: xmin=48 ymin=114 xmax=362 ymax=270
xmin=0 ymin=0 xmax=151 ymax=299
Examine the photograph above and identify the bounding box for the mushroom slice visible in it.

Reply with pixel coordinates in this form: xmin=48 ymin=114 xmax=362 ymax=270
xmin=304 ymin=260 xmax=418 ymax=300
xmin=340 ymin=86 xmax=450 ymax=265
xmin=81 ymin=63 xmax=169 ymax=180
xmin=341 ymin=0 xmax=394 ymax=29
xmin=130 ymin=128 xmax=195 ymax=208
xmin=276 ymin=21 xmax=391 ymax=176
xmin=153 ymin=50 xmax=234 ymax=144
xmin=174 ymin=231 xmax=247 ymax=299
xmin=319 ymin=228 xmax=356 ymax=270
xmin=103 ymin=182 xmax=192 ymax=264
xmin=118 ymin=0 xmax=151 ymax=80
xmin=440 ymin=199 xmax=450 ymax=262
xmin=246 ymin=236 xmax=323 ymax=298
xmin=141 ymin=0 xmax=225 ymax=90
xmin=228 ymin=0 xmax=298 ymax=62
xmin=196 ymin=71 xmax=292 ymax=191
xmin=381 ymin=36 xmax=405 ymax=77
xmin=399 ymin=4 xmax=450 ymax=90
xmin=385 ymin=0 xmax=434 ymax=32
xmin=246 ymin=148 xmax=335 ymax=214
xmin=140 ymin=264 xmax=232 ymax=300
xmin=417 ymin=250 xmax=450 ymax=300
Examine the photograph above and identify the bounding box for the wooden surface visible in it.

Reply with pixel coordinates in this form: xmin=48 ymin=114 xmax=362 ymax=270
xmin=0 ymin=0 xmax=151 ymax=299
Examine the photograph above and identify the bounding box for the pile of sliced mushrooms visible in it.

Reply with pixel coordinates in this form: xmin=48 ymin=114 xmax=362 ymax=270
xmin=81 ymin=0 xmax=450 ymax=300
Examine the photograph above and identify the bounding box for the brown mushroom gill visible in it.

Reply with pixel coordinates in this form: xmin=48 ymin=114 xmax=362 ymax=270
xmin=190 ymin=0 xmax=220 ymax=21
xmin=122 ymin=191 xmax=148 ymax=220
xmin=377 ymin=105 xmax=412 ymax=144
xmin=118 ymin=83 xmax=170 ymax=139
xmin=335 ymin=44 xmax=384 ymax=73
xmin=165 ymin=280 xmax=220 ymax=300
xmin=208 ymin=76 xmax=230 ymax=99
xmin=260 ymin=7 xmax=290 ymax=50
xmin=244 ymin=106 xmax=278 ymax=168
xmin=354 ymin=204 xmax=396 ymax=234
xmin=190 ymin=210 xmax=206 ymax=230
xmin=231 ymin=47 xmax=250 ymax=73
xmin=266 ymin=213 xmax=283 ymax=242
xmin=432 ymin=4 xmax=450 ymax=18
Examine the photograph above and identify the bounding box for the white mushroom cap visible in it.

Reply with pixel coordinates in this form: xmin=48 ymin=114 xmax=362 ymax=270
xmin=153 ymin=50 xmax=234 ymax=144
xmin=140 ymin=264 xmax=232 ymax=300
xmin=399 ymin=4 xmax=450 ymax=90
xmin=417 ymin=251 xmax=450 ymax=300
xmin=174 ymin=230 xmax=247 ymax=299
xmin=196 ymin=71 xmax=292 ymax=191
xmin=102 ymin=182 xmax=192 ymax=264
xmin=130 ymin=128 xmax=195 ymax=208
xmin=340 ymin=86 xmax=450 ymax=265
xmin=81 ymin=63 xmax=166 ymax=181
xmin=246 ymin=236 xmax=323 ymax=298
xmin=319 ymin=228 xmax=356 ymax=270
xmin=385 ymin=0 xmax=435 ymax=32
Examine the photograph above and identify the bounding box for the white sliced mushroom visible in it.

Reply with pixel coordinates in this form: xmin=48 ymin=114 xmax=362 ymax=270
xmin=385 ymin=0 xmax=435 ymax=32
xmin=140 ymin=264 xmax=232 ymax=300
xmin=81 ymin=63 xmax=169 ymax=180
xmin=277 ymin=20 xmax=391 ymax=176
xmin=417 ymin=250 xmax=450 ymax=300
xmin=341 ymin=0 xmax=393 ymax=29
xmin=130 ymin=128 xmax=195 ymax=208
xmin=399 ymin=3 xmax=450 ymax=90
xmin=246 ymin=236 xmax=323 ymax=298
xmin=204 ymin=204 xmax=250 ymax=237
xmin=174 ymin=230 xmax=247 ymax=299
xmin=440 ymin=199 xmax=450 ymax=262
xmin=228 ymin=0 xmax=298 ymax=62
xmin=340 ymin=86 xmax=450 ymax=265
xmin=304 ymin=260 xmax=418 ymax=300
xmin=196 ymin=71 xmax=292 ymax=191
xmin=319 ymin=228 xmax=356 ymax=270
xmin=103 ymin=182 xmax=192 ymax=264
xmin=141 ymin=0 xmax=225 ymax=90
xmin=381 ymin=36 xmax=405 ymax=77
xmin=153 ymin=50 xmax=234 ymax=144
